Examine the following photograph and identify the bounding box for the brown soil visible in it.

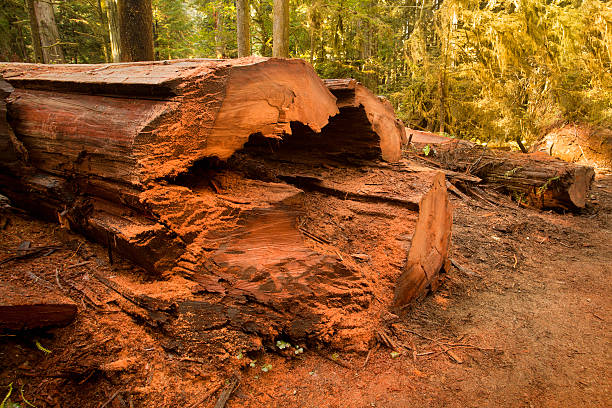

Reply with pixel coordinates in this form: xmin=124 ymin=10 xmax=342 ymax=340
xmin=0 ymin=175 xmax=610 ymax=408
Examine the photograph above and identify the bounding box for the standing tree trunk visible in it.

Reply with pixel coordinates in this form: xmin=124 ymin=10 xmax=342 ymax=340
xmin=97 ymin=0 xmax=111 ymax=63
xmin=236 ymin=0 xmax=250 ymax=57
xmin=214 ymin=7 xmax=224 ymax=58
xmin=117 ymin=0 xmax=154 ymax=62
xmin=26 ymin=0 xmax=65 ymax=63
xmin=102 ymin=0 xmax=122 ymax=62
xmin=272 ymin=0 xmax=289 ymax=58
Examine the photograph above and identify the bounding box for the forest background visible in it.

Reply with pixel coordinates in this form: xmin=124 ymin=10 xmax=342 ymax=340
xmin=1 ymin=0 xmax=610 ymax=146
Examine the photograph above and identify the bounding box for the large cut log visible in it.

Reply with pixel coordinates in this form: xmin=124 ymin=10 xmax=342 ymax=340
xmin=0 ymin=61 xmax=450 ymax=354
xmin=0 ymin=278 xmax=77 ymax=330
xmin=407 ymin=129 xmax=595 ymax=210
xmin=0 ymin=58 xmax=339 ymax=185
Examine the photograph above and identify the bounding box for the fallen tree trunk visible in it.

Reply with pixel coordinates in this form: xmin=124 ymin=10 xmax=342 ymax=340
xmin=407 ymin=129 xmax=595 ymax=210
xmin=0 ymin=63 xmax=450 ymax=355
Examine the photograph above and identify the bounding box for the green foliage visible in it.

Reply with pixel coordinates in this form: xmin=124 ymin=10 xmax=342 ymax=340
xmin=0 ymin=0 xmax=30 ymax=62
xmin=0 ymin=0 xmax=607 ymax=144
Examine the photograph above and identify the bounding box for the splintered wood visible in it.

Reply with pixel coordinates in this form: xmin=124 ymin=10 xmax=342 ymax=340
xmin=0 ymin=61 xmax=451 ymax=355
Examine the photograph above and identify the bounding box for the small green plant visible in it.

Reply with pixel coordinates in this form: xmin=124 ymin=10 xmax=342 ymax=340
xmin=422 ymin=145 xmax=431 ymax=156
xmin=390 ymin=351 xmax=401 ymax=359
xmin=261 ymin=363 xmax=272 ymax=373
xmin=276 ymin=340 xmax=291 ymax=350
xmin=331 ymin=352 xmax=339 ymax=361
xmin=249 ymin=360 xmax=257 ymax=368
xmin=235 ymin=352 xmax=243 ymax=360
xmin=294 ymin=346 xmax=304 ymax=355
xmin=1 ymin=383 xmax=13 ymax=408
xmin=512 ymin=191 xmax=528 ymax=206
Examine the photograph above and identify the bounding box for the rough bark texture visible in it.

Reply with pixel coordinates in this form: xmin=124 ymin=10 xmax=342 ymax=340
xmin=408 ymin=129 xmax=595 ymax=210
xmin=0 ymin=61 xmax=450 ymax=353
xmin=272 ymin=0 xmax=289 ymax=58
xmin=0 ymin=78 xmax=15 ymax=165
xmin=117 ymin=0 xmax=154 ymax=62
xmin=236 ymin=0 xmax=251 ymax=57
xmin=26 ymin=0 xmax=65 ymax=63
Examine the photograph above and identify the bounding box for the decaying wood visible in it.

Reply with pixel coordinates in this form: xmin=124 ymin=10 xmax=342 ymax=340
xmin=0 ymin=77 xmax=16 ymax=165
xmin=0 ymin=61 xmax=451 ymax=354
xmin=532 ymin=124 xmax=612 ymax=172
xmin=324 ymin=79 xmax=405 ymax=162
xmin=0 ymin=278 xmax=77 ymax=330
xmin=407 ymin=129 xmax=595 ymax=210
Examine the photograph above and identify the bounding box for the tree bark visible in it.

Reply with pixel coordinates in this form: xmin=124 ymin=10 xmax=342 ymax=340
xmin=0 ymin=279 xmax=77 ymax=331
xmin=26 ymin=0 xmax=65 ymax=63
xmin=272 ymin=0 xmax=289 ymax=58
xmin=236 ymin=0 xmax=251 ymax=57
xmin=117 ymin=0 xmax=154 ymax=62
xmin=214 ymin=7 xmax=224 ymax=58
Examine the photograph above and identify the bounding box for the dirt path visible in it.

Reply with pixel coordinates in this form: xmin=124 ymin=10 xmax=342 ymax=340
xmin=0 ymin=176 xmax=610 ymax=407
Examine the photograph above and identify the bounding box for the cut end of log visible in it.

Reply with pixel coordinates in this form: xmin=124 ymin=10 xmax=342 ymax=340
xmin=393 ymin=172 xmax=452 ymax=307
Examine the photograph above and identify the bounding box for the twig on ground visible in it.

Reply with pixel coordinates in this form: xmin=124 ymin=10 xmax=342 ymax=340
xmin=99 ymin=389 xmax=121 ymax=408
xmin=66 ymin=261 xmax=91 ymax=269
xmin=55 ymin=267 xmax=63 ymax=291
xmin=188 ymin=382 xmax=224 ymax=408
xmin=0 ymin=246 xmax=61 ymax=265
xmin=450 ymin=258 xmax=482 ymax=278
xmin=362 ymin=344 xmax=379 ymax=369
xmin=376 ymin=330 xmax=398 ymax=350
xmin=214 ymin=377 xmax=240 ymax=408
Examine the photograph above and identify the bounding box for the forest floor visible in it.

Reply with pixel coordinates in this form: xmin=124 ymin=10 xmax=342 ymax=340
xmin=0 ymin=175 xmax=610 ymax=408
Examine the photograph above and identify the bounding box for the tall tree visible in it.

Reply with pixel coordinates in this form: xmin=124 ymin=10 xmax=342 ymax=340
xmin=26 ymin=0 xmax=65 ymax=63
xmin=272 ymin=0 xmax=289 ymax=57
xmin=102 ymin=0 xmax=122 ymax=62
xmin=213 ymin=4 xmax=224 ymax=58
xmin=236 ymin=0 xmax=250 ymax=57
xmin=117 ymin=0 xmax=154 ymax=61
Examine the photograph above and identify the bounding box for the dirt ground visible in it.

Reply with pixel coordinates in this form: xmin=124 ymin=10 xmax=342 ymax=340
xmin=0 ymin=175 xmax=610 ymax=408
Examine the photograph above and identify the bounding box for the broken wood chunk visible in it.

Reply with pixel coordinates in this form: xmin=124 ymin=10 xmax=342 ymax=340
xmin=0 ymin=279 xmax=77 ymax=330
xmin=324 ymin=78 xmax=405 ymax=162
